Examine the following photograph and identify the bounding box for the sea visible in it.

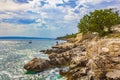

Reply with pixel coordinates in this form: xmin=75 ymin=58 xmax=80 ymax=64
xmin=0 ymin=39 xmax=66 ymax=80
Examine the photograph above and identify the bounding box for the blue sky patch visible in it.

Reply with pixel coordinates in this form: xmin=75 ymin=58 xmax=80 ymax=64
xmin=13 ymin=0 xmax=33 ymax=3
xmin=2 ymin=18 xmax=36 ymax=24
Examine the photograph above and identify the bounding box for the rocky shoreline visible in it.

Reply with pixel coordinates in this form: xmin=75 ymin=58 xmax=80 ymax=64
xmin=24 ymin=34 xmax=120 ymax=80
xmin=24 ymin=41 xmax=86 ymax=71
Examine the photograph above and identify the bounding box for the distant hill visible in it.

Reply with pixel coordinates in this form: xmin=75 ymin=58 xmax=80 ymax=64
xmin=0 ymin=36 xmax=55 ymax=40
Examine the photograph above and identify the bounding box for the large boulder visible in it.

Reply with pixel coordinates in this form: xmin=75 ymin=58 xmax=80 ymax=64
xmin=24 ymin=58 xmax=51 ymax=72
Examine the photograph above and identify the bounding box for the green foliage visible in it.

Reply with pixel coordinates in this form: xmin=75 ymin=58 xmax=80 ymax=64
xmin=78 ymin=15 xmax=90 ymax=33
xmin=64 ymin=33 xmax=77 ymax=38
xmin=57 ymin=33 xmax=77 ymax=39
xmin=118 ymin=16 xmax=120 ymax=24
xmin=107 ymin=32 xmax=120 ymax=38
xmin=78 ymin=8 xmax=120 ymax=36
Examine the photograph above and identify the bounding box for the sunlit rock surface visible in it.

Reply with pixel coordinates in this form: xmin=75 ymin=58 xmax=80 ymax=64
xmin=24 ymin=39 xmax=120 ymax=80
xmin=62 ymin=39 xmax=120 ymax=80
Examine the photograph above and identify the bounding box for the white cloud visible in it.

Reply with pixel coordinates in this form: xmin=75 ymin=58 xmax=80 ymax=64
xmin=64 ymin=3 xmax=88 ymax=21
xmin=0 ymin=0 xmax=120 ymax=37
xmin=63 ymin=0 xmax=69 ymax=2
xmin=76 ymin=0 xmax=113 ymax=6
xmin=43 ymin=0 xmax=63 ymax=8
xmin=0 ymin=22 xmax=29 ymax=36
xmin=64 ymin=0 xmax=119 ymax=21
xmin=0 ymin=11 xmax=21 ymax=19
xmin=0 ymin=0 xmax=32 ymax=11
xmin=40 ymin=12 xmax=48 ymax=18
xmin=64 ymin=10 xmax=79 ymax=20
xmin=0 ymin=14 xmax=12 ymax=19
xmin=0 ymin=22 xmax=57 ymax=36
xmin=107 ymin=5 xmax=120 ymax=9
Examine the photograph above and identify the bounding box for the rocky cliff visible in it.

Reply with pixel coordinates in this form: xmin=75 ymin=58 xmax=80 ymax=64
xmin=24 ymin=34 xmax=120 ymax=80
xmin=60 ymin=39 xmax=120 ymax=80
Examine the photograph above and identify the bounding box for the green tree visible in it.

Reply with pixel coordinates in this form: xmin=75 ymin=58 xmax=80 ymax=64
xmin=78 ymin=8 xmax=120 ymax=36
xmin=118 ymin=16 xmax=120 ymax=24
xmin=78 ymin=15 xmax=90 ymax=33
xmin=103 ymin=9 xmax=119 ymax=33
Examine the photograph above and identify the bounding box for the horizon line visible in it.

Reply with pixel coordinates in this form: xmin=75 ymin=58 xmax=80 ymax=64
xmin=0 ymin=36 xmax=56 ymax=40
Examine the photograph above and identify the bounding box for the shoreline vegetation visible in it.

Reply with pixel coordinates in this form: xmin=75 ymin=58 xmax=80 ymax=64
xmin=24 ymin=8 xmax=120 ymax=80
xmin=56 ymin=33 xmax=77 ymax=42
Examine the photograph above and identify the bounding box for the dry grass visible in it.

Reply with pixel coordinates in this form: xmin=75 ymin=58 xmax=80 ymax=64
xmin=106 ymin=32 xmax=120 ymax=38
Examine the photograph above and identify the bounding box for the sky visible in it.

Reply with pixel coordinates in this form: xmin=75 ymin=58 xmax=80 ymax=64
xmin=0 ymin=0 xmax=120 ymax=38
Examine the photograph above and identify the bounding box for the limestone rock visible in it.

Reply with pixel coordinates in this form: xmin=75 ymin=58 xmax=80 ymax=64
xmin=101 ymin=47 xmax=109 ymax=53
xmin=25 ymin=38 xmax=120 ymax=80
xmin=24 ymin=58 xmax=51 ymax=72
xmin=61 ymin=39 xmax=120 ymax=80
xmin=106 ymin=70 xmax=120 ymax=80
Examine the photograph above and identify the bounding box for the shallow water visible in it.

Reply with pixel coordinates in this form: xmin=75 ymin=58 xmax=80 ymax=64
xmin=0 ymin=40 xmax=66 ymax=80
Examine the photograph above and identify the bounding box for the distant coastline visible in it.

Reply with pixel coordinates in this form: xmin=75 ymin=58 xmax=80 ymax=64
xmin=0 ymin=36 xmax=55 ymax=40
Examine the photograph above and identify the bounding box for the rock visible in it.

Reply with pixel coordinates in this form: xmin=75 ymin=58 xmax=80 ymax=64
xmin=59 ymin=70 xmax=68 ymax=76
xmin=49 ymin=52 xmax=76 ymax=66
xmin=25 ymin=37 xmax=120 ymax=80
xmin=24 ymin=44 xmax=81 ymax=72
xmin=113 ymin=45 xmax=120 ymax=52
xmin=106 ymin=70 xmax=120 ymax=80
xmin=79 ymin=68 xmax=88 ymax=76
xmin=62 ymin=39 xmax=120 ymax=80
xmin=40 ymin=50 xmax=46 ymax=53
xmin=101 ymin=47 xmax=109 ymax=53
xmin=75 ymin=33 xmax=83 ymax=42
xmin=24 ymin=58 xmax=51 ymax=72
xmin=40 ymin=43 xmax=77 ymax=54
xmin=75 ymin=33 xmax=96 ymax=43
xmin=40 ymin=49 xmax=53 ymax=54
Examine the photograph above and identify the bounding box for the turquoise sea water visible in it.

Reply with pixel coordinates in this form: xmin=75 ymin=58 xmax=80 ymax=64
xmin=0 ymin=40 xmax=66 ymax=80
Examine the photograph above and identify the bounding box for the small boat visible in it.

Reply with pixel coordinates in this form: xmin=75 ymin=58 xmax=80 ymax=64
xmin=29 ymin=41 xmax=32 ymax=44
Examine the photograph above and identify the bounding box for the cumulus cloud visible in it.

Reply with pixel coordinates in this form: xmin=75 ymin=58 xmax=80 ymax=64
xmin=0 ymin=0 xmax=120 ymax=37
xmin=0 ymin=0 xmax=31 ymax=11
xmin=0 ymin=22 xmax=29 ymax=36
